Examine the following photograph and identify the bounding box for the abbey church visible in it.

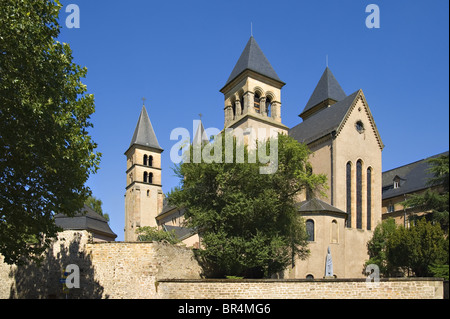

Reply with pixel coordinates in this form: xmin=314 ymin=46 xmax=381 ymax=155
xmin=124 ymin=36 xmax=384 ymax=279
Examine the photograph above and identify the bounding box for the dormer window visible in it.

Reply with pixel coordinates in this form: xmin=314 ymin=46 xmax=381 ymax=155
xmin=393 ymin=176 xmax=401 ymax=189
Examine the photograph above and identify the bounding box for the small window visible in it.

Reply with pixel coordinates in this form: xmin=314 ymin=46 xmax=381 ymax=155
xmin=306 ymin=219 xmax=315 ymax=242
xmin=254 ymin=93 xmax=260 ymax=113
xmin=331 ymin=220 xmax=338 ymax=243
xmin=306 ymin=274 xmax=314 ymax=279
xmin=355 ymin=121 xmax=365 ymax=133
xmin=239 ymin=95 xmax=244 ymax=115
xmin=393 ymin=180 xmax=400 ymax=189
xmin=149 ymin=172 xmax=153 ymax=184
xmin=266 ymin=97 xmax=272 ymax=117
xmin=388 ymin=203 xmax=395 ymax=213
xmin=143 ymin=172 xmax=148 ymax=183
xmin=147 ymin=190 xmax=150 ymax=197
xmin=149 ymin=156 xmax=153 ymax=167
xmin=143 ymin=155 xmax=148 ymax=166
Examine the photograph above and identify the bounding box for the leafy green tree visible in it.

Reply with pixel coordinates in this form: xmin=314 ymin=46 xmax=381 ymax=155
xmin=386 ymin=218 xmax=447 ymax=277
xmin=0 ymin=1 xmax=101 ymax=265
xmin=168 ymin=133 xmax=326 ymax=278
xmin=136 ymin=226 xmax=180 ymax=245
xmin=85 ymin=196 xmax=109 ymax=222
xmin=365 ymin=218 xmax=398 ymax=277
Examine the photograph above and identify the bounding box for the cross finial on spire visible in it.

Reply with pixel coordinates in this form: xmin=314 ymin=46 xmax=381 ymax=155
xmin=142 ymin=97 xmax=147 ymax=106
xmin=251 ymin=22 xmax=253 ymax=37
xmin=199 ymin=113 xmax=203 ymax=121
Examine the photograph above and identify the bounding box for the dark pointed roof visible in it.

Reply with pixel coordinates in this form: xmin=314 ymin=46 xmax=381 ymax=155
xmin=129 ymin=105 xmax=162 ymax=151
xmin=224 ymin=36 xmax=283 ymax=87
xmin=301 ymin=67 xmax=347 ymax=115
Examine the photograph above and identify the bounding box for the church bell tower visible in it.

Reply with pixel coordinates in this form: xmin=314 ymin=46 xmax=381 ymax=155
xmin=220 ymin=36 xmax=288 ymax=137
xmin=124 ymin=103 xmax=164 ymax=241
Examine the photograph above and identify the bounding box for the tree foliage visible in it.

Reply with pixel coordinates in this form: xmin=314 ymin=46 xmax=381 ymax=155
xmin=367 ymin=218 xmax=448 ymax=278
xmin=136 ymin=226 xmax=180 ymax=245
xmin=0 ymin=0 xmax=101 ymax=265
xmin=365 ymin=218 xmax=398 ymax=277
xmin=85 ymin=196 xmax=109 ymax=222
xmin=168 ymin=133 xmax=326 ymax=278
xmin=386 ymin=218 xmax=447 ymax=277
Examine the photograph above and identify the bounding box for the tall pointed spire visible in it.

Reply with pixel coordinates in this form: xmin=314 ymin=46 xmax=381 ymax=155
xmin=300 ymin=67 xmax=346 ymax=120
xmin=223 ymin=36 xmax=283 ymax=88
xmin=129 ymin=105 xmax=163 ymax=151
xmin=193 ymin=119 xmax=209 ymax=146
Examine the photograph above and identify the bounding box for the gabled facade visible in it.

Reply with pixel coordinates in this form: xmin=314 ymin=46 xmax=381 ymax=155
xmin=286 ymin=65 xmax=384 ymax=279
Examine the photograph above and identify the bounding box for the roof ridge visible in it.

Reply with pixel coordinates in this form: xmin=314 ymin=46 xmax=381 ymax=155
xmin=382 ymin=151 xmax=449 ymax=174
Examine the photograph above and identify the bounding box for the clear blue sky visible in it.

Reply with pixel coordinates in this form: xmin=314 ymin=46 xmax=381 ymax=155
xmin=58 ymin=0 xmax=449 ymax=241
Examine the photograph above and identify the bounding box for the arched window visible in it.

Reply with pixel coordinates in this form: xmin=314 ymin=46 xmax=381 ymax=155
xmin=143 ymin=172 xmax=148 ymax=183
xmin=356 ymin=160 xmax=363 ymax=229
xmin=306 ymin=219 xmax=314 ymax=242
xmin=254 ymin=92 xmax=261 ymax=113
xmin=148 ymin=156 xmax=153 ymax=167
xmin=306 ymin=274 xmax=314 ymax=279
xmin=266 ymin=97 xmax=272 ymax=117
xmin=143 ymin=154 xmax=148 ymax=166
xmin=346 ymin=162 xmax=352 ymax=228
xmin=149 ymin=172 xmax=153 ymax=184
xmin=367 ymin=167 xmax=372 ymax=230
xmin=331 ymin=220 xmax=338 ymax=243
xmin=239 ymin=95 xmax=244 ymax=115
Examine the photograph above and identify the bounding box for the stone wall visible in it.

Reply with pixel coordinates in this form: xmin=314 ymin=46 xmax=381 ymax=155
xmin=0 ymin=230 xmax=202 ymax=299
xmin=0 ymin=231 xmax=445 ymax=299
xmin=84 ymin=240 xmax=202 ymax=299
xmin=156 ymin=278 xmax=444 ymax=299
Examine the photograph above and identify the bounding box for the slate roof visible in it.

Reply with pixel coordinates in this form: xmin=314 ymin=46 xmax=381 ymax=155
xmin=296 ymin=198 xmax=347 ymax=215
xmin=129 ymin=105 xmax=162 ymax=151
xmin=54 ymin=205 xmax=117 ymax=239
xmin=289 ymin=90 xmax=359 ymax=145
xmin=382 ymin=151 xmax=449 ymax=200
xmin=301 ymin=67 xmax=347 ymax=116
xmin=224 ymin=36 xmax=283 ymax=87
xmin=163 ymin=225 xmax=196 ymax=241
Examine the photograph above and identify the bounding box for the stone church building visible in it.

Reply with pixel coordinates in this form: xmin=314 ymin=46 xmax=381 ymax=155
xmin=124 ymin=36 xmax=384 ymax=279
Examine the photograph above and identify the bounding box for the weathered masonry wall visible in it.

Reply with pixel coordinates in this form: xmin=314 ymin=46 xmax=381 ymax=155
xmin=0 ymin=231 xmax=445 ymax=299
xmin=0 ymin=231 xmax=202 ymax=299
xmin=156 ymin=278 xmax=444 ymax=299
